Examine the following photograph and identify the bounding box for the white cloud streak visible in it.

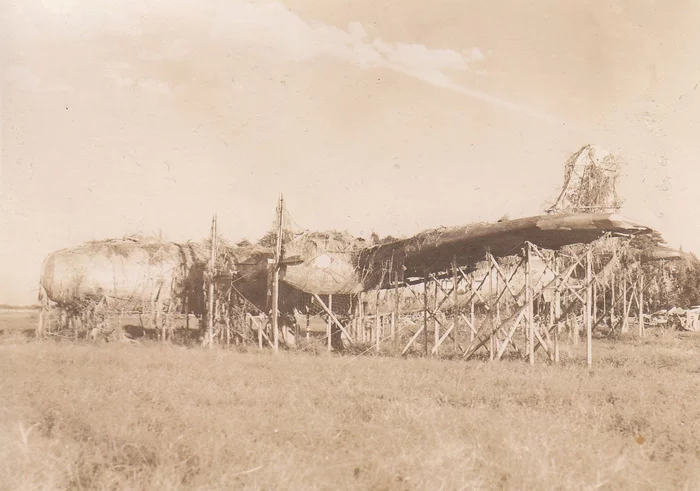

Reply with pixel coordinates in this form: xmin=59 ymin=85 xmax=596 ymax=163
xmin=20 ymin=0 xmax=555 ymax=121
xmin=204 ymin=2 xmax=555 ymax=122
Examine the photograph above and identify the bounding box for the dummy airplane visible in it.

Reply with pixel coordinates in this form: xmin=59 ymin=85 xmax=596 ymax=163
xmin=220 ymin=200 xmax=653 ymax=323
xmin=38 ymin=197 xmax=654 ymax=344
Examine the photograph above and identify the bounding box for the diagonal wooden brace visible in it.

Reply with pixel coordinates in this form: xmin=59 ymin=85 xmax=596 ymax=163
xmin=464 ymin=303 xmax=528 ymax=360
xmin=402 ymin=324 xmax=425 ymax=355
xmin=312 ymin=293 xmax=354 ymax=344
xmin=495 ymin=307 xmax=527 ymax=360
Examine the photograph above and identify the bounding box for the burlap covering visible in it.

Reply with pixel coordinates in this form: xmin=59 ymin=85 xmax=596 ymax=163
xmin=41 ymin=237 xmax=208 ymax=314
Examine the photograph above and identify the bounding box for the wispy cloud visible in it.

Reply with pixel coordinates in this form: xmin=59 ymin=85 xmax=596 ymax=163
xmin=33 ymin=0 xmax=553 ymax=121
xmin=205 ymin=2 xmax=555 ymax=122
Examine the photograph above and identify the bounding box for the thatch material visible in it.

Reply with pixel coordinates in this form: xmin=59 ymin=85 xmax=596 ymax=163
xmin=41 ymin=237 xmax=208 ymax=314
xmin=358 ymin=212 xmax=653 ymax=286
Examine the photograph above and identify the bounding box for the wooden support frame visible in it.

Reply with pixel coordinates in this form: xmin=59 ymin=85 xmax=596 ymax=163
xmin=224 ymin=227 xmax=648 ymax=365
xmin=312 ymin=293 xmax=354 ymax=346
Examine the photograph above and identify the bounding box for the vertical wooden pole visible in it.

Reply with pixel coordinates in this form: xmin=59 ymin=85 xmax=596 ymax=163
xmin=495 ymin=265 xmax=501 ymax=326
xmin=610 ymin=273 xmax=615 ymax=330
xmin=37 ymin=308 xmax=44 ymax=339
xmin=470 ymin=298 xmax=475 ymax=342
xmin=240 ymin=303 xmax=246 ymax=346
xmin=526 ymin=244 xmax=534 ymax=365
xmin=375 ymin=289 xmax=381 ymax=351
xmin=452 ymin=257 xmax=459 ymax=354
xmin=207 ymin=214 xmax=217 ymax=349
xmin=393 ymin=272 xmax=399 ymax=349
xmin=593 ymin=281 xmax=598 ymax=325
xmin=60 ymin=310 xmax=67 ymax=337
xmin=359 ymin=292 xmax=365 ymax=343
xmin=433 ymin=277 xmax=439 ymax=355
xmin=327 ymin=294 xmax=333 ymax=351
xmin=271 ymin=196 xmax=284 ymax=354
xmin=622 ymin=275 xmax=628 ymax=333
xmin=586 ymin=247 xmax=593 ymax=367
xmin=423 ymin=272 xmax=429 ymax=357
xmin=350 ymin=298 xmax=356 ymax=342
xmin=638 ymin=274 xmax=644 ymax=338
xmin=305 ymin=306 xmax=310 ymax=342
xmin=256 ymin=315 xmax=261 ymax=349
xmin=160 ymin=303 xmax=166 ymax=342
xmin=553 ymin=254 xmax=561 ymax=363
xmin=549 ymin=299 xmax=555 ymax=359
xmin=37 ymin=287 xmax=46 ymax=339
xmin=488 ymin=252 xmax=495 ymax=362
xmin=293 ymin=310 xmax=299 ymax=346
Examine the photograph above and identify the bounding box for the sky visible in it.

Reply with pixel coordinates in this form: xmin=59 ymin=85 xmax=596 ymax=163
xmin=1 ymin=0 xmax=700 ymax=305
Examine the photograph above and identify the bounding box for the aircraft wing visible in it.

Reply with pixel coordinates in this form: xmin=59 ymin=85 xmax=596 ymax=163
xmin=356 ymin=212 xmax=653 ymax=285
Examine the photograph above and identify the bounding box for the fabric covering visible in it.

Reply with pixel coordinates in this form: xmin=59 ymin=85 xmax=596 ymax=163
xmin=40 ymin=237 xmax=208 ymax=313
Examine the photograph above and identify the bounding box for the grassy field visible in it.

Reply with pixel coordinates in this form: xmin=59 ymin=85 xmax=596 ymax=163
xmin=2 ymin=311 xmax=700 ymax=490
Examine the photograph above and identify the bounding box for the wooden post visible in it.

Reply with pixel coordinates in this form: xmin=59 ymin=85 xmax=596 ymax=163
xmin=358 ymin=292 xmax=364 ymax=343
xmin=423 ymin=272 xmax=429 ymax=357
xmin=38 ymin=287 xmax=50 ymax=339
xmin=305 ymin=306 xmax=310 ymax=342
xmin=160 ymin=302 xmax=166 ymax=342
xmin=470 ymin=298 xmax=475 ymax=342
xmin=586 ymin=247 xmax=593 ymax=367
xmin=489 ymin=252 xmax=495 ymax=362
xmin=240 ymin=303 xmax=247 ymax=345
xmin=271 ymin=196 xmax=284 ymax=354
xmin=293 ymin=310 xmax=299 ymax=347
xmin=207 ymin=214 xmax=217 ymax=349
xmin=327 ymin=294 xmax=333 ymax=352
xmin=433 ymin=277 xmax=439 ymax=355
xmin=622 ymin=275 xmax=628 ymax=333
xmin=593 ymin=281 xmax=598 ymax=325
xmin=610 ymin=273 xmax=615 ymax=331
xmin=638 ymin=274 xmax=644 ymax=338
xmin=37 ymin=308 xmax=44 ymax=339
xmin=452 ymin=257 xmax=459 ymax=354
xmin=375 ymin=289 xmax=381 ymax=352
xmin=548 ymin=299 xmax=555 ymax=360
xmin=350 ymin=299 xmax=356 ymax=342
xmin=495 ymin=265 xmax=501 ymax=327
xmin=525 ymin=244 xmax=534 ymax=365
xmin=554 ymin=254 xmax=561 ymax=363
xmin=393 ymin=272 xmax=399 ymax=349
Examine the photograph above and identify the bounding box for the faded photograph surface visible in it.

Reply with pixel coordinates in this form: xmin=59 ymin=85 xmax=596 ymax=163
xmin=2 ymin=1 xmax=700 ymax=490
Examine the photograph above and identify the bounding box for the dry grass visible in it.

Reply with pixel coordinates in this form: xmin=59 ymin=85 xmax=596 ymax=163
xmin=1 ymin=312 xmax=700 ymax=490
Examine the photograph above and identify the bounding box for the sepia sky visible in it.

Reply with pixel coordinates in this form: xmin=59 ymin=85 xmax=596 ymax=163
xmin=2 ymin=0 xmax=700 ymax=304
